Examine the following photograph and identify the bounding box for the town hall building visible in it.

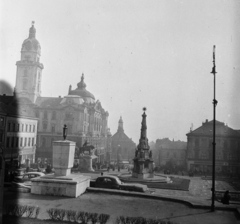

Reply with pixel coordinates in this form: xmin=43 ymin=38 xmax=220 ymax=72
xmin=4 ymin=22 xmax=111 ymax=166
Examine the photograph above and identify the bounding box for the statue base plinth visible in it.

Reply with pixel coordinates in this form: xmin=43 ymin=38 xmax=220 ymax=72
xmin=132 ymin=172 xmax=154 ymax=179
xmin=79 ymin=154 xmax=97 ymax=172
xmin=31 ymin=174 xmax=90 ymax=198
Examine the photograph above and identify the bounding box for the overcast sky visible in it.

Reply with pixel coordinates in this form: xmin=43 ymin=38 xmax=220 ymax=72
xmin=1 ymin=0 xmax=240 ymax=143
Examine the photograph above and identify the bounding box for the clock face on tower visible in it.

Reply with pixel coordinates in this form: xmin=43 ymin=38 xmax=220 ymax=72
xmin=25 ymin=41 xmax=32 ymax=51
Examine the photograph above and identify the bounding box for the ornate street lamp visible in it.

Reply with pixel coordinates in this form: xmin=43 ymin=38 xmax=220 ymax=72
xmin=211 ymin=45 xmax=217 ymax=212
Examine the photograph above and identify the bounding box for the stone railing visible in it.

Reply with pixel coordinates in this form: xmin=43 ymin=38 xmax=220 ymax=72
xmin=215 ymin=190 xmax=240 ymax=202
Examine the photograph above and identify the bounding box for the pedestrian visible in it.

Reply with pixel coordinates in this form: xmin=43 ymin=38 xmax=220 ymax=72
xmin=107 ymin=166 xmax=110 ymax=172
xmin=101 ymin=172 xmax=103 ymax=176
xmin=221 ymin=190 xmax=231 ymax=205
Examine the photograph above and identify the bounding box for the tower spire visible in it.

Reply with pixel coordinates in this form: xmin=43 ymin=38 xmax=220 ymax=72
xmin=140 ymin=107 xmax=147 ymax=139
xmin=117 ymin=116 xmax=124 ymax=132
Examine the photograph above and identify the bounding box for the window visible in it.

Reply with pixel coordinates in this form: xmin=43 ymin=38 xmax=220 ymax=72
xmin=17 ymin=123 xmax=20 ymax=132
xmin=25 ymin=124 xmax=28 ymax=132
xmin=29 ymin=125 xmax=31 ymax=132
xmin=12 ymin=123 xmax=16 ymax=132
xmin=209 ymin=139 xmax=213 ymax=147
xmin=68 ymin=125 xmax=72 ymax=134
xmin=51 ymin=125 xmax=55 ymax=133
xmin=0 ymin=132 xmax=3 ymax=143
xmin=8 ymin=122 xmax=11 ymax=131
xmin=21 ymin=124 xmax=24 ymax=132
xmin=44 ymin=111 xmax=48 ymax=119
xmin=43 ymin=122 xmax=47 ymax=130
xmin=32 ymin=138 xmax=35 ymax=146
xmin=6 ymin=137 xmax=10 ymax=148
xmin=33 ymin=125 xmax=35 ymax=132
xmin=24 ymin=138 xmax=27 ymax=147
xmin=16 ymin=137 xmax=19 ymax=147
xmin=20 ymin=138 xmax=23 ymax=147
xmin=11 ymin=137 xmax=15 ymax=147
xmin=28 ymin=138 xmax=31 ymax=146
xmin=65 ymin=112 xmax=73 ymax=120
xmin=216 ymin=151 xmax=222 ymax=160
xmin=24 ymin=69 xmax=28 ymax=76
xmin=224 ymin=140 xmax=228 ymax=149
xmin=35 ymin=110 xmax=39 ymax=118
xmin=52 ymin=111 xmax=56 ymax=120
xmin=200 ymin=151 xmax=208 ymax=159
xmin=0 ymin=117 xmax=4 ymax=127
xmin=22 ymin=79 xmax=28 ymax=90
xmin=42 ymin=138 xmax=46 ymax=147
xmin=195 ymin=139 xmax=199 ymax=148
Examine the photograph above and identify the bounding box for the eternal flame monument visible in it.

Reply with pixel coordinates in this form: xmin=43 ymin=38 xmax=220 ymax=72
xmin=31 ymin=125 xmax=90 ymax=197
xmin=119 ymin=108 xmax=170 ymax=183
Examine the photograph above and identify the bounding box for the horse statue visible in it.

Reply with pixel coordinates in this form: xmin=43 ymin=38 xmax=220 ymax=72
xmin=79 ymin=140 xmax=95 ymax=155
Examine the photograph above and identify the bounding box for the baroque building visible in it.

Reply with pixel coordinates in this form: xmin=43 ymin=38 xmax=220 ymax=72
xmin=186 ymin=119 xmax=240 ymax=174
xmin=4 ymin=22 xmax=110 ymax=166
xmin=111 ymin=117 xmax=136 ymax=162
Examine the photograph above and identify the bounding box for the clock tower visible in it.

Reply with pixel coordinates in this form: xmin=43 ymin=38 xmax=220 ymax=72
xmin=15 ymin=22 xmax=44 ymax=104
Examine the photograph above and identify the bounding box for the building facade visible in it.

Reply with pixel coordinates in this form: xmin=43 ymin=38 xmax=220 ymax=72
xmin=155 ymin=138 xmax=187 ymax=167
xmin=111 ymin=117 xmax=136 ymax=162
xmin=186 ymin=119 xmax=240 ymax=174
xmin=7 ymin=22 xmax=110 ymax=166
xmin=0 ymin=99 xmax=38 ymax=168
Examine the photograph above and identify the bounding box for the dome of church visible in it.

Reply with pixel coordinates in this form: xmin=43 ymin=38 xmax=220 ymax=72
xmin=69 ymin=74 xmax=95 ymax=103
xmin=21 ymin=22 xmax=41 ymax=54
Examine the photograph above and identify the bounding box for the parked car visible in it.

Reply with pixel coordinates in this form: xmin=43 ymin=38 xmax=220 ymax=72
xmin=12 ymin=172 xmax=45 ymax=187
xmin=90 ymin=175 xmax=148 ymax=192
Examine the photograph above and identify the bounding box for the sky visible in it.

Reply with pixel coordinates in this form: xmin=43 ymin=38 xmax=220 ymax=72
xmin=1 ymin=0 xmax=240 ymax=144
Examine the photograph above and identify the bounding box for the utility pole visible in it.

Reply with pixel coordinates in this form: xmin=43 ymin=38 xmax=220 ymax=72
xmin=211 ymin=45 xmax=217 ymax=212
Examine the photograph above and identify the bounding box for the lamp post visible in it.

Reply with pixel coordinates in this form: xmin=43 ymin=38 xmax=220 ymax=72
xmin=211 ymin=45 xmax=217 ymax=212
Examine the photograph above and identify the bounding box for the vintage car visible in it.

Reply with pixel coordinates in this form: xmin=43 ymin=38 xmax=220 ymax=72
xmin=12 ymin=172 xmax=45 ymax=187
xmin=90 ymin=175 xmax=148 ymax=192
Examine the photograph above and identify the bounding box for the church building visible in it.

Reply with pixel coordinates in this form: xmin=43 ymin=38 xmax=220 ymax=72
xmin=111 ymin=117 xmax=136 ymax=163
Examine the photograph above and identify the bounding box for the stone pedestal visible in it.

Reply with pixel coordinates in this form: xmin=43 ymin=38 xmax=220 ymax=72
xmin=31 ymin=174 xmax=90 ymax=197
xmin=79 ymin=154 xmax=97 ymax=172
xmin=53 ymin=140 xmax=75 ymax=176
xmin=31 ymin=140 xmax=90 ymax=198
xmin=132 ymin=158 xmax=154 ymax=179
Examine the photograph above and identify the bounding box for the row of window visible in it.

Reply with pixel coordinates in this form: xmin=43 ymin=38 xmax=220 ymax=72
xmin=6 ymin=136 xmax=35 ymax=148
xmin=193 ymin=138 xmax=240 ymax=149
xmin=7 ymin=122 xmax=36 ymax=133
xmin=36 ymin=110 xmax=57 ymax=120
xmin=188 ymin=151 xmax=239 ymax=160
xmin=41 ymin=122 xmax=73 ymax=134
